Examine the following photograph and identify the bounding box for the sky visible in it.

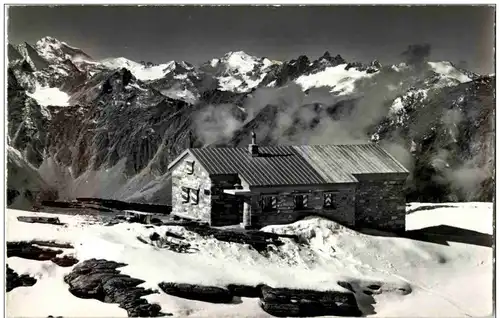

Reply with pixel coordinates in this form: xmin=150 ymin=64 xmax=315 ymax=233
xmin=7 ymin=5 xmax=495 ymax=74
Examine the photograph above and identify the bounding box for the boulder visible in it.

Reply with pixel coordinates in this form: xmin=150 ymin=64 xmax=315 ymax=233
xmin=6 ymin=265 xmax=37 ymax=292
xmin=158 ymin=282 xmax=233 ymax=303
xmin=259 ymin=285 xmax=362 ymax=317
xmin=17 ymin=216 xmax=63 ymax=225
xmin=7 ymin=241 xmax=62 ymax=260
xmin=226 ymin=284 xmax=263 ymax=298
xmin=51 ymin=255 xmax=79 ymax=267
xmin=64 ymin=259 xmax=167 ymax=317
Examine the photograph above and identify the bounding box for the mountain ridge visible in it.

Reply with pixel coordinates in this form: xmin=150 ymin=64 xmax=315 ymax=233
xmin=7 ymin=36 xmax=494 ymax=207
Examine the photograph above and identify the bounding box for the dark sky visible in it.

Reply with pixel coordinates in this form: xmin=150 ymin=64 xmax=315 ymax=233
xmin=7 ymin=5 xmax=495 ymax=74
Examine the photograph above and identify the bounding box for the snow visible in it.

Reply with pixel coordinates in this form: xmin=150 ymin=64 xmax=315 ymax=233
xmin=210 ymin=58 xmax=220 ymax=68
xmin=216 ymin=51 xmax=275 ymax=93
xmin=26 ymin=85 xmax=70 ymax=106
xmin=6 ymin=202 xmax=493 ymax=317
xmin=295 ymin=64 xmax=376 ymax=94
xmin=101 ymin=57 xmax=176 ymax=81
xmin=225 ymin=51 xmax=259 ymax=73
xmin=428 ymin=61 xmax=472 ymax=83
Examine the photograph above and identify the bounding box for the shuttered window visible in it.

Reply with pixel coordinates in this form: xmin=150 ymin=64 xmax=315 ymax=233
xmin=190 ymin=188 xmax=199 ymax=205
xmin=294 ymin=194 xmax=309 ymax=210
xmin=324 ymin=192 xmax=336 ymax=209
xmin=181 ymin=187 xmax=190 ymax=203
xmin=181 ymin=187 xmax=199 ymax=205
xmin=261 ymin=195 xmax=277 ymax=212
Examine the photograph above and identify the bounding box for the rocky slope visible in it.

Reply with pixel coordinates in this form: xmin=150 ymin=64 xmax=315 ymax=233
xmin=6 ymin=37 xmax=494 ymax=207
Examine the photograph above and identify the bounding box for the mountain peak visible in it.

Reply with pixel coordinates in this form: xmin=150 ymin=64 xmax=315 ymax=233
xmin=35 ymin=36 xmax=93 ymax=62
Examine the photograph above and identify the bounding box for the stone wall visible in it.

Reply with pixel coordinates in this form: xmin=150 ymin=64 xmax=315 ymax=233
xmin=250 ymin=186 xmax=356 ymax=228
xmin=355 ymin=179 xmax=406 ymax=232
xmin=171 ymin=154 xmax=212 ymax=223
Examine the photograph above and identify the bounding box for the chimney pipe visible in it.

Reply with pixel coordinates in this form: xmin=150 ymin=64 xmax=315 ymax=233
xmin=248 ymin=131 xmax=259 ymax=157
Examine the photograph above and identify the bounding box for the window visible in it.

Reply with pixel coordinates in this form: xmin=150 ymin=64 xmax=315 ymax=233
xmin=185 ymin=160 xmax=194 ymax=174
xmin=324 ymin=192 xmax=336 ymax=209
xmin=294 ymin=194 xmax=309 ymax=210
xmin=261 ymin=195 xmax=278 ymax=212
xmin=190 ymin=188 xmax=199 ymax=205
xmin=181 ymin=187 xmax=199 ymax=205
xmin=204 ymin=189 xmax=211 ymax=196
xmin=181 ymin=187 xmax=190 ymax=203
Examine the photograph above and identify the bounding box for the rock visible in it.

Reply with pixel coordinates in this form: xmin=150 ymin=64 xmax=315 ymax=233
xmin=30 ymin=240 xmax=73 ymax=249
xmin=6 ymin=265 xmax=37 ymax=292
xmin=259 ymin=299 xmax=300 ymax=317
xmin=51 ymin=255 xmax=79 ymax=267
xmin=149 ymin=232 xmax=160 ymax=241
xmin=259 ymin=285 xmax=362 ymax=317
xmin=337 ymin=281 xmax=355 ymax=293
xmin=226 ymin=284 xmax=263 ymax=298
xmin=17 ymin=216 xmax=62 ymax=225
xmin=164 ymin=231 xmax=185 ymax=240
xmin=158 ymin=282 xmax=233 ymax=303
xmin=65 ymin=259 xmax=167 ymax=317
xmin=7 ymin=241 xmax=62 ymax=260
xmin=184 ymin=224 xmax=297 ymax=253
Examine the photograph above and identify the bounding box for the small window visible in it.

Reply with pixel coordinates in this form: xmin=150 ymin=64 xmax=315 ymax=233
xmin=190 ymin=189 xmax=199 ymax=205
xmin=181 ymin=187 xmax=190 ymax=203
xmin=294 ymin=194 xmax=309 ymax=210
xmin=324 ymin=192 xmax=336 ymax=209
xmin=185 ymin=160 xmax=194 ymax=174
xmin=204 ymin=189 xmax=211 ymax=196
xmin=261 ymin=196 xmax=277 ymax=212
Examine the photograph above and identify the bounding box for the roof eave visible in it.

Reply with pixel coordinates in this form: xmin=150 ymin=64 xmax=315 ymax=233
xmin=167 ymin=149 xmax=192 ymax=171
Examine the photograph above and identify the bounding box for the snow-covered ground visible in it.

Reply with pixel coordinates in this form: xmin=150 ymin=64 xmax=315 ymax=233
xmin=26 ymin=85 xmax=70 ymax=106
xmin=101 ymin=57 xmax=178 ymax=81
xmin=6 ymin=202 xmax=493 ymax=317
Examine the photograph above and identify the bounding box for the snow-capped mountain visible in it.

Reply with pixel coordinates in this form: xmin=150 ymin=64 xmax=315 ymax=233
xmin=6 ymin=36 xmax=493 ymax=207
xmin=201 ymin=51 xmax=279 ymax=93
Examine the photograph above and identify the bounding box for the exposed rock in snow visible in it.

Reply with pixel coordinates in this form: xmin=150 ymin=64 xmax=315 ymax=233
xmin=64 ymin=259 xmax=165 ymax=317
xmin=6 ymin=265 xmax=37 ymax=292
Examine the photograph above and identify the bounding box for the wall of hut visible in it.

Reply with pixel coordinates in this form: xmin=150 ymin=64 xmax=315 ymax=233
xmin=171 ymin=154 xmax=212 ymax=223
xmin=354 ymin=178 xmax=406 ymax=232
xmin=249 ymin=185 xmax=356 ymax=228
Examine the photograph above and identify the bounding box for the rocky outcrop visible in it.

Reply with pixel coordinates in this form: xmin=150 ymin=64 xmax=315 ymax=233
xmin=17 ymin=216 xmax=63 ymax=225
xmin=158 ymin=283 xmax=234 ymax=303
xmin=259 ymin=285 xmax=362 ymax=317
xmin=64 ymin=259 xmax=166 ymax=317
xmin=184 ymin=224 xmax=299 ymax=252
xmin=157 ymin=282 xmax=362 ymax=317
xmin=6 ymin=265 xmax=37 ymax=292
xmin=7 ymin=240 xmax=79 ymax=267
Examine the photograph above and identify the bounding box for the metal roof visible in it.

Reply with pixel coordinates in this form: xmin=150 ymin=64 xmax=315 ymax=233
xmin=293 ymin=144 xmax=409 ymax=183
xmin=190 ymin=147 xmax=327 ymax=186
xmin=178 ymin=143 xmax=409 ymax=187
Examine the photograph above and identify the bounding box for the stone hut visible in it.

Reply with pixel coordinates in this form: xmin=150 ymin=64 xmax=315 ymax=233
xmin=168 ymin=134 xmax=409 ymax=232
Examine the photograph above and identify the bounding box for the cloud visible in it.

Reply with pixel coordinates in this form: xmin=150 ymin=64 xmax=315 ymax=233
xmin=401 ymin=43 xmax=432 ymax=66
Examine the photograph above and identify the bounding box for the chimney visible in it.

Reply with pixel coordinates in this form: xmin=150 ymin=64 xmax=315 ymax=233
xmin=248 ymin=131 xmax=259 ymax=157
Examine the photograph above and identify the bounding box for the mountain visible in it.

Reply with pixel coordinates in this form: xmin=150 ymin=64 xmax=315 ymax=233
xmin=6 ymin=36 xmax=494 ymax=207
